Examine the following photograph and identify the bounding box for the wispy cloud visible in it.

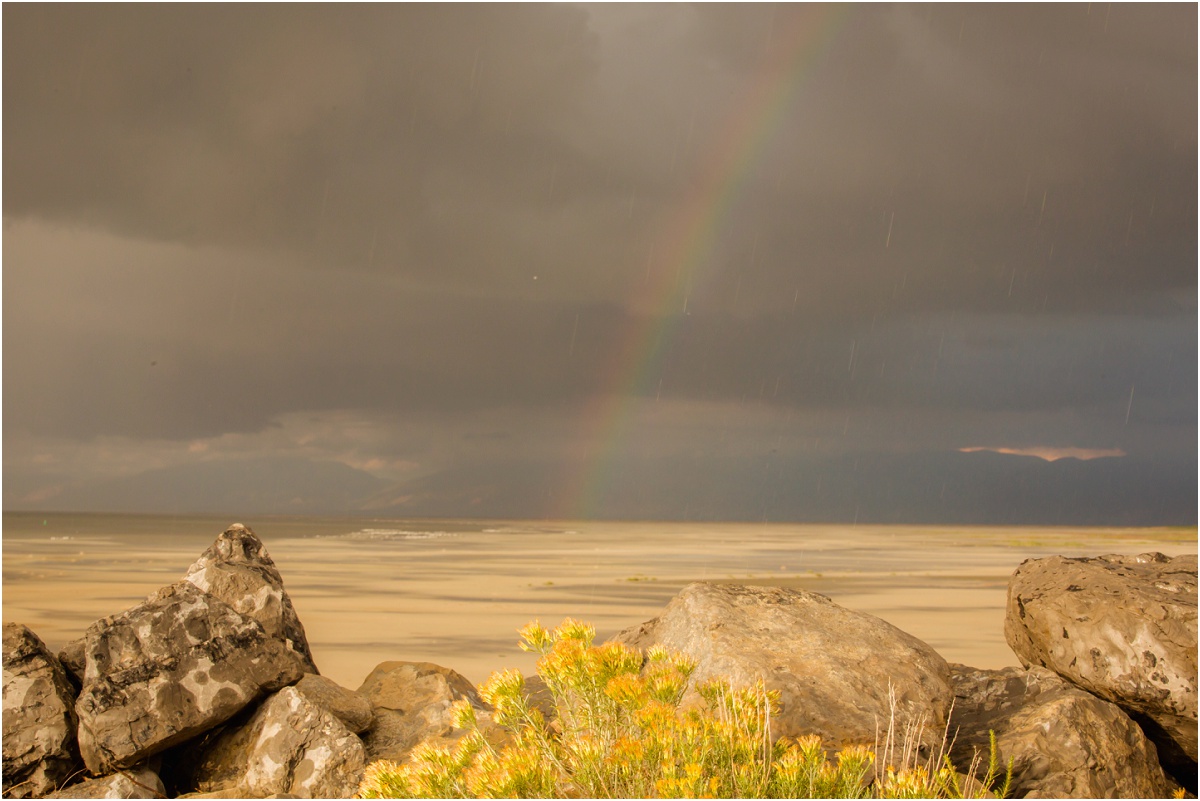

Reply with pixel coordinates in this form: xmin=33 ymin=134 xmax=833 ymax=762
xmin=958 ymin=446 xmax=1127 ymax=462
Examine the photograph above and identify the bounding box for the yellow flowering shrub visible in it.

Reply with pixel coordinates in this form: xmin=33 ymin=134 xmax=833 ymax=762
xmin=357 ymin=618 xmax=1010 ymax=799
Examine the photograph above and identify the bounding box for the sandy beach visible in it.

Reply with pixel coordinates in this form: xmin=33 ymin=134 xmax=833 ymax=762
xmin=3 ymin=513 xmax=1195 ymax=690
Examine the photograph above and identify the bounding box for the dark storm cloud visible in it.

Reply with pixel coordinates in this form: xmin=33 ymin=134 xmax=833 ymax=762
xmin=6 ymin=5 xmax=1194 ymax=307
xmin=3 ymin=4 xmax=1195 ymax=521
xmin=699 ymin=4 xmax=1196 ymax=318
xmin=4 ymin=4 xmax=601 ymax=273
xmin=4 ymin=221 xmax=597 ymax=439
xmin=7 ymin=214 xmax=1192 ymax=466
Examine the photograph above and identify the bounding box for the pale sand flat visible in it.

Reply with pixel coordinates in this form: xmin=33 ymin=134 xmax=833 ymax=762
xmin=4 ymin=522 xmax=1194 ymax=688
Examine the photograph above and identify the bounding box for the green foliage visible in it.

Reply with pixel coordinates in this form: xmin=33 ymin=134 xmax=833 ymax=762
xmin=357 ymin=618 xmax=1010 ymax=799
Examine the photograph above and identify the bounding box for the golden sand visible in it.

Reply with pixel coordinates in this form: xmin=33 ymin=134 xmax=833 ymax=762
xmin=3 ymin=517 xmax=1194 ymax=689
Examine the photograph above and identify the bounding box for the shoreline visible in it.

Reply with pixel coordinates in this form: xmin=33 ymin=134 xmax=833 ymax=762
xmin=3 ymin=514 xmax=1196 ymax=688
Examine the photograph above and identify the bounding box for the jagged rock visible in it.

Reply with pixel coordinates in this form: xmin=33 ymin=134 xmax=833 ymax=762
xmin=948 ymin=663 xmax=1174 ymax=798
xmin=611 ymin=582 xmax=954 ymax=752
xmin=55 ymin=639 xmax=86 ymax=690
xmin=75 ymin=581 xmax=308 ymax=776
xmin=183 ymin=523 xmax=319 ymax=674
xmin=3 ymin=623 xmax=81 ymax=798
xmin=181 ymin=685 xmax=365 ymax=798
xmin=44 ymin=763 xmax=164 ymax=799
xmin=1005 ymin=552 xmax=1197 ymax=782
xmin=294 ymin=673 xmax=374 ymax=734
xmin=357 ymin=661 xmax=503 ymax=763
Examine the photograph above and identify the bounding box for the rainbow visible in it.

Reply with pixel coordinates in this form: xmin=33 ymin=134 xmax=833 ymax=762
xmin=559 ymin=6 xmax=851 ymax=520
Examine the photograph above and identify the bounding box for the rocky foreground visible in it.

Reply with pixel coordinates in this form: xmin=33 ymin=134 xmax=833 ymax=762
xmin=3 ymin=524 xmax=1196 ymax=799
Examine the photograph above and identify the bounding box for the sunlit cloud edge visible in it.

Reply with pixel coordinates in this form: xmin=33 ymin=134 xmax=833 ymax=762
xmin=958 ymin=446 xmax=1127 ymax=462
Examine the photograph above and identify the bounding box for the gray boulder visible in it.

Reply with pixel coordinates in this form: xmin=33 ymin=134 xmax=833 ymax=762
xmin=948 ymin=663 xmax=1174 ymax=798
xmin=611 ymin=582 xmax=954 ymax=752
xmin=293 ymin=673 xmax=374 ymax=734
xmin=184 ymin=523 xmax=318 ymax=674
xmin=182 ymin=685 xmax=365 ymax=798
xmin=75 ymin=581 xmax=308 ymax=775
xmin=2 ymin=623 xmax=81 ymax=798
xmin=1005 ymin=552 xmax=1197 ymax=780
xmin=357 ymin=661 xmax=502 ymax=763
xmin=44 ymin=763 xmax=164 ymax=799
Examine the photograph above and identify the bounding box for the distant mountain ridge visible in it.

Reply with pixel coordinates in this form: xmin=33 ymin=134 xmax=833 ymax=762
xmin=348 ymin=448 xmax=1197 ymax=525
xmin=9 ymin=449 xmax=1195 ymax=525
xmin=18 ymin=457 xmax=388 ymax=517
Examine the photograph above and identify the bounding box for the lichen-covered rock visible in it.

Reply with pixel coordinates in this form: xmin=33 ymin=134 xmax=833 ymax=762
xmin=1005 ymin=552 xmax=1197 ymax=781
xmin=182 ymin=686 xmax=365 ymax=798
xmin=948 ymin=663 xmax=1174 ymax=798
xmin=44 ymin=763 xmax=165 ymax=799
xmin=75 ymin=581 xmax=308 ymax=775
xmin=294 ymin=673 xmax=373 ymax=734
xmin=184 ymin=523 xmax=318 ymax=674
xmin=612 ymin=582 xmax=954 ymax=752
xmin=3 ymin=623 xmax=81 ymax=798
xmin=357 ymin=661 xmax=501 ymax=763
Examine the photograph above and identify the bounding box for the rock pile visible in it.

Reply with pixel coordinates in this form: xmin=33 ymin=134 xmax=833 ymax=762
xmin=2 ymin=524 xmax=479 ymax=799
xmin=1005 ymin=552 xmax=1197 ymax=787
xmin=612 ymin=564 xmax=1193 ymax=798
xmin=3 ymin=524 xmax=1195 ymax=799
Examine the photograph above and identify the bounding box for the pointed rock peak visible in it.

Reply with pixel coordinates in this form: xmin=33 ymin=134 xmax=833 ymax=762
xmin=180 ymin=524 xmax=318 ymax=675
xmin=187 ymin=523 xmax=278 ymax=575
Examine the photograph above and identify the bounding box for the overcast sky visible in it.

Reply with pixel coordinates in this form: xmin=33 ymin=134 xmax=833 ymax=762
xmin=4 ymin=3 xmax=1196 ymax=522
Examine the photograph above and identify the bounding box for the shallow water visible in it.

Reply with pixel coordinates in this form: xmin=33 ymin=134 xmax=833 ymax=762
xmin=3 ymin=512 xmax=1195 ymax=689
